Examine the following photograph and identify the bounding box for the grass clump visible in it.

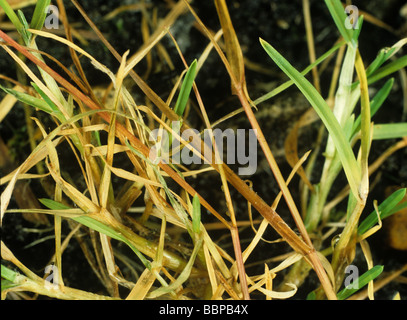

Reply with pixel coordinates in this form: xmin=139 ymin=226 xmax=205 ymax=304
xmin=1 ymin=0 xmax=406 ymax=300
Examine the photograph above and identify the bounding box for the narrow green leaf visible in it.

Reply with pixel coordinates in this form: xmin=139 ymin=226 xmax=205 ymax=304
xmin=0 ymin=84 xmax=53 ymax=113
xmin=0 ymin=0 xmax=24 ymax=36
xmin=17 ymin=10 xmax=31 ymax=43
xmin=260 ymin=38 xmax=361 ymax=198
xmin=329 ymin=43 xmax=356 ymax=132
xmin=39 ymin=198 xmax=151 ymax=269
xmin=30 ymin=0 xmax=52 ymax=31
xmin=367 ymin=55 xmax=407 ymax=85
xmin=337 ymin=265 xmax=384 ymax=300
xmin=254 ymin=40 xmax=345 ymax=105
xmin=351 ymin=15 xmax=363 ymax=43
xmin=2 ymin=279 xmax=19 ymax=292
xmin=366 ymin=48 xmax=395 ymax=77
xmin=1 ymin=265 xmax=17 ymax=282
xmin=174 ymin=59 xmax=197 ymax=117
xmin=31 ymin=82 xmax=64 ymax=119
xmin=324 ymin=0 xmax=354 ymax=44
xmin=306 ymin=290 xmax=316 ymax=300
xmin=352 ymin=78 xmax=394 ymax=136
xmin=192 ymin=194 xmax=201 ymax=234
xmin=358 ymin=188 xmax=406 ymax=235
xmin=372 ymin=123 xmax=407 ymax=140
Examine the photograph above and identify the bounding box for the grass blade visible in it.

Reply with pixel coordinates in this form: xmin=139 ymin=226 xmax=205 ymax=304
xmin=354 ymin=50 xmax=371 ymax=200
xmin=30 ymin=0 xmax=52 ymax=31
xmin=148 ymin=236 xmax=204 ymax=299
xmin=192 ymin=194 xmax=201 ymax=234
xmin=39 ymin=198 xmax=152 ymax=269
xmin=214 ymin=0 xmax=245 ymax=88
xmin=0 ymin=84 xmax=53 ymax=113
xmin=31 ymin=82 xmax=65 ymax=119
xmin=324 ymin=0 xmax=354 ymax=44
xmin=260 ymin=38 xmax=361 ymax=198
xmin=352 ymin=78 xmax=394 ymax=136
xmin=367 ymin=55 xmax=407 ymax=85
xmin=174 ymin=59 xmax=197 ymax=117
xmin=336 ymin=265 xmax=384 ymax=300
xmin=358 ymin=188 xmax=406 ymax=235
xmin=1 ymin=264 xmax=17 ymax=282
xmin=0 ymin=0 xmax=24 ymax=36
xmin=254 ymin=40 xmax=345 ymax=105
xmin=372 ymin=123 xmax=407 ymax=140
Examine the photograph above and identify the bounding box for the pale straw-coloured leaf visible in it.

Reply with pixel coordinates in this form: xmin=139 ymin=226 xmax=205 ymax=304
xmin=126 ymin=268 xmax=157 ymax=300
xmin=255 ymin=283 xmax=297 ymax=299
xmin=0 ymin=130 xmax=63 ymax=224
xmin=203 ymin=242 xmax=218 ymax=296
xmin=360 ymin=239 xmax=375 ymax=300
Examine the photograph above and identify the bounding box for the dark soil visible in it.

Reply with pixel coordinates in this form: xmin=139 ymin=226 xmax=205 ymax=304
xmin=1 ymin=0 xmax=406 ymax=299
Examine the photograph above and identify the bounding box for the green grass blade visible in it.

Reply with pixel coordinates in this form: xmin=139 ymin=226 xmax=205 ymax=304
xmin=387 ymin=201 xmax=407 ymax=217
xmin=31 ymin=82 xmax=65 ymax=118
xmin=254 ymin=40 xmax=345 ymax=105
xmin=39 ymin=198 xmax=151 ymax=269
xmin=260 ymin=38 xmax=361 ymax=198
xmin=372 ymin=123 xmax=407 ymax=140
xmin=329 ymin=43 xmax=356 ymax=134
xmin=1 ymin=265 xmax=17 ymax=282
xmin=358 ymin=188 xmax=406 ymax=235
xmin=0 ymin=0 xmax=24 ymax=36
xmin=352 ymin=78 xmax=394 ymax=136
xmin=30 ymin=0 xmax=51 ymax=31
xmin=367 ymin=55 xmax=407 ymax=85
xmin=2 ymin=279 xmax=19 ymax=292
xmin=174 ymin=59 xmax=197 ymax=117
xmin=0 ymin=84 xmax=53 ymax=113
xmin=324 ymin=0 xmax=354 ymax=44
xmin=17 ymin=10 xmax=31 ymax=43
xmin=337 ymin=265 xmax=384 ymax=300
xmin=366 ymin=48 xmax=396 ymax=77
